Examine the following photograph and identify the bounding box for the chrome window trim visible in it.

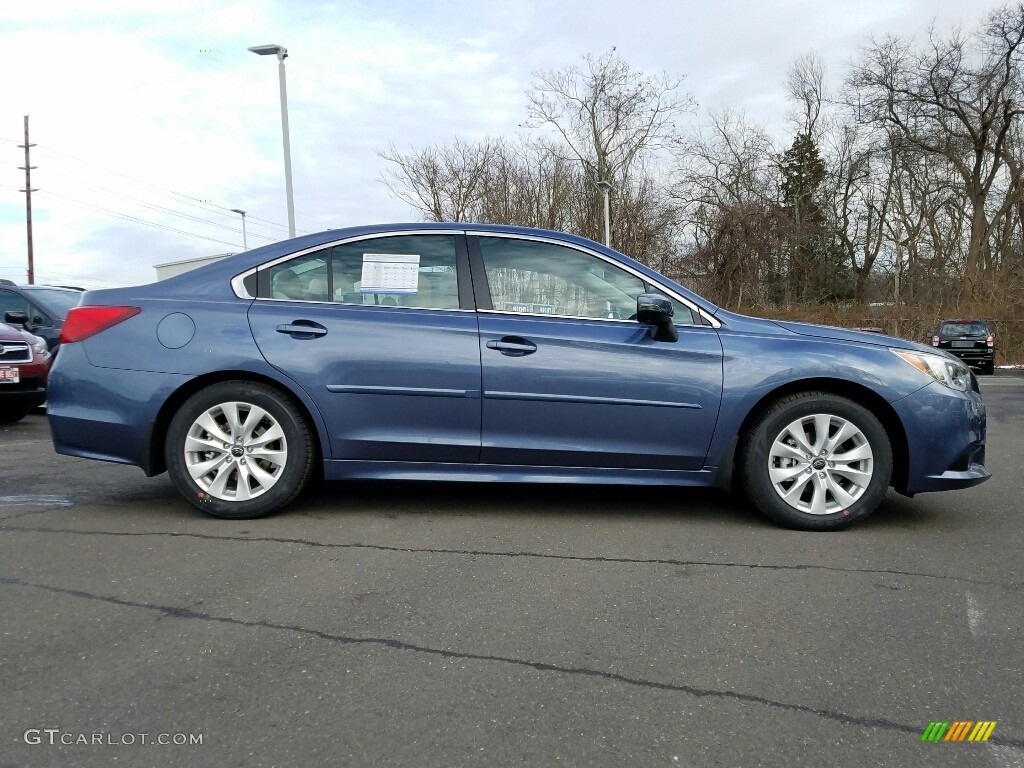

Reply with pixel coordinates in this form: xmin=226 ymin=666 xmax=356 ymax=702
xmin=467 ymin=230 xmax=721 ymax=329
xmin=232 ymin=228 xmax=721 ymax=329
xmin=476 ymin=308 xmax=719 ymax=327
xmin=251 ymin=297 xmax=474 ymax=313
xmin=231 ymin=230 xmax=467 ymax=302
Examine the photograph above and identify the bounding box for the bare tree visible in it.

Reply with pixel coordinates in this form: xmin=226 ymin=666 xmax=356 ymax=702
xmin=847 ymin=4 xmax=1024 ymax=295
xmin=379 ymin=137 xmax=500 ymax=221
xmin=525 ymin=47 xmax=695 ymax=247
xmin=821 ymin=122 xmax=896 ymax=301
xmin=786 ymin=52 xmax=826 ymax=138
xmin=672 ymin=109 xmax=784 ymax=306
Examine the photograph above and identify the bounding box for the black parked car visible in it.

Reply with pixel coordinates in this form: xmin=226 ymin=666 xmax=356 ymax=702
xmin=931 ymin=319 xmax=995 ymax=374
xmin=0 ymin=280 xmax=83 ymax=351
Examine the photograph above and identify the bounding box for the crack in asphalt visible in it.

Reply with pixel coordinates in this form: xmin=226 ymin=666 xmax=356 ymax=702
xmin=2 ymin=574 xmax=1020 ymax=747
xmin=0 ymin=505 xmax=77 ymax=522
xmin=0 ymin=524 xmax=1019 ymax=591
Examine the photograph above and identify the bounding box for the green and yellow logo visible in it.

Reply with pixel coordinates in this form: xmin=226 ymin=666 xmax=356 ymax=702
xmin=921 ymin=721 xmax=997 ymax=742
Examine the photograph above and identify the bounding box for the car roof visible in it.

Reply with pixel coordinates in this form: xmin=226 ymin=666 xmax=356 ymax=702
xmin=18 ymin=284 xmax=83 ymax=292
xmin=90 ymin=223 xmax=720 ymax=315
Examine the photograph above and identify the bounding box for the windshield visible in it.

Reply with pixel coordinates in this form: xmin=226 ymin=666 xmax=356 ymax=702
xmin=22 ymin=288 xmax=82 ymax=318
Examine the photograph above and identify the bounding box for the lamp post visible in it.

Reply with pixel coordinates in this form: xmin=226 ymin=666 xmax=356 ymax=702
xmin=248 ymin=43 xmax=296 ymax=238
xmin=230 ymin=209 xmax=248 ymax=251
xmin=596 ymin=180 xmax=612 ymax=248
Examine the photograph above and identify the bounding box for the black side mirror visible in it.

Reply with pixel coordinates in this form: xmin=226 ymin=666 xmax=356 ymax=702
xmin=636 ymin=293 xmax=678 ymax=343
xmin=4 ymin=310 xmax=28 ymax=328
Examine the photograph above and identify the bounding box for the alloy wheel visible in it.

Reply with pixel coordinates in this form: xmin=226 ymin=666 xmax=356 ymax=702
xmin=767 ymin=413 xmax=874 ymax=515
xmin=183 ymin=401 xmax=288 ymax=501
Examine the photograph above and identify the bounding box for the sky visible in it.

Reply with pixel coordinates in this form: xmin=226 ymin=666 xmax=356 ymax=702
xmin=0 ymin=0 xmax=999 ymax=289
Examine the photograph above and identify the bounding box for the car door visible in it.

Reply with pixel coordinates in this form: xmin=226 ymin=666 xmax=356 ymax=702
xmin=471 ymin=234 xmax=724 ymax=471
xmin=248 ymin=232 xmax=482 ymax=463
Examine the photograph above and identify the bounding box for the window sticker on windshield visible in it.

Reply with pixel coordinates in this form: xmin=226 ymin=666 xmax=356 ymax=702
xmin=360 ymin=254 xmax=420 ymax=294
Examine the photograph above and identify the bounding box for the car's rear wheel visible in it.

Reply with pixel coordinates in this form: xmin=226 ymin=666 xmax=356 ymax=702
xmin=981 ymin=361 xmax=995 ymax=375
xmin=165 ymin=382 xmax=314 ymax=519
xmin=740 ymin=392 xmax=892 ymax=531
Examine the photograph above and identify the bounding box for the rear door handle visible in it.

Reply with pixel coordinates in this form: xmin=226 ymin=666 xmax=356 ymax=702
xmin=486 ymin=336 xmax=537 ymax=356
xmin=276 ymin=321 xmax=328 ymax=339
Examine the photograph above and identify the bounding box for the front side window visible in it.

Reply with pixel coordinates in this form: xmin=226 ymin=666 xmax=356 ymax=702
xmin=478 ymin=237 xmax=695 ymax=324
xmin=265 ymin=235 xmax=460 ymax=309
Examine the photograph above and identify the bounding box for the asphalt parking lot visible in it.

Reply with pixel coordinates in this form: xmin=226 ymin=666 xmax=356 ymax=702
xmin=1 ymin=378 xmax=1023 ymax=768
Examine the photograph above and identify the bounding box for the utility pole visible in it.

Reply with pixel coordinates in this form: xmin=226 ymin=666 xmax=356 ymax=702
xmin=18 ymin=115 xmax=37 ymax=284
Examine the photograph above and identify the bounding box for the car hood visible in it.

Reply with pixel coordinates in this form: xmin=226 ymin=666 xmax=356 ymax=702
xmin=0 ymin=322 xmax=29 ymax=343
xmin=770 ymin=320 xmax=937 ymax=355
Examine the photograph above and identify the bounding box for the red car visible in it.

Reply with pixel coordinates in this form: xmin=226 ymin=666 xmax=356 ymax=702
xmin=0 ymin=321 xmax=51 ymax=423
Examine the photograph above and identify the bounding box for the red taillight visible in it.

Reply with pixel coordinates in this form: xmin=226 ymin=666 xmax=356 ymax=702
xmin=987 ymin=335 xmax=994 ymax=347
xmin=931 ymin=335 xmax=939 ymax=346
xmin=60 ymin=306 xmax=141 ymax=344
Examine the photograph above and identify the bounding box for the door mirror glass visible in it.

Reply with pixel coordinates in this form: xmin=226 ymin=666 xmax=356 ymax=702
xmin=636 ymin=294 xmax=678 ymax=342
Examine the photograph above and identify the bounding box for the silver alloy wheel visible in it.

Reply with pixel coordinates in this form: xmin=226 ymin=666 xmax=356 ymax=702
xmin=767 ymin=413 xmax=874 ymax=515
xmin=183 ymin=401 xmax=288 ymax=502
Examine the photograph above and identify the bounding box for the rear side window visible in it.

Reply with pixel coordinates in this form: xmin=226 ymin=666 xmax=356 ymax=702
xmin=263 ymin=235 xmax=460 ymax=309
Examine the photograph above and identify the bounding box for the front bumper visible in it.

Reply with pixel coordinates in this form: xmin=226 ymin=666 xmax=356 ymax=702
xmin=0 ymin=362 xmax=49 ymax=410
xmin=0 ymin=381 xmax=47 ymax=409
xmin=892 ymin=380 xmax=990 ymax=494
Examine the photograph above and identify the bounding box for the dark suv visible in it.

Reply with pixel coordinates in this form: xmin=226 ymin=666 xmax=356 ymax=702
xmin=0 ymin=280 xmax=83 ymax=351
xmin=932 ymin=319 xmax=995 ymax=374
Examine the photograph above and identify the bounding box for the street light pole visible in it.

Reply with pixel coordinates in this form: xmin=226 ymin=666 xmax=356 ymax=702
xmin=248 ymin=44 xmax=296 ymax=238
xmin=230 ymin=209 xmax=248 ymax=251
xmin=596 ymin=180 xmax=612 ymax=248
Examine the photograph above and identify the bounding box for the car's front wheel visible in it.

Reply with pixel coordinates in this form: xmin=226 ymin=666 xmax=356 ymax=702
xmin=740 ymin=392 xmax=893 ymax=531
xmin=165 ymin=382 xmax=314 ymax=519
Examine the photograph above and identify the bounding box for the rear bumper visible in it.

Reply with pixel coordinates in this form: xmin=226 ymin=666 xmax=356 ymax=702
xmin=944 ymin=348 xmax=994 ymax=365
xmin=893 ymin=381 xmax=990 ymax=494
xmin=47 ymin=343 xmax=188 ymax=469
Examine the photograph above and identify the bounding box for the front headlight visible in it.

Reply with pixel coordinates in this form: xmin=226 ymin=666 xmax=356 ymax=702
xmin=892 ymin=349 xmax=972 ymax=391
xmin=30 ymin=336 xmax=49 ymax=358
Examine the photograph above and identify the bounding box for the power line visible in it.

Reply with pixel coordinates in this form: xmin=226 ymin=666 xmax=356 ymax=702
xmin=33 ymin=146 xmax=292 ymax=236
xmin=46 ymin=190 xmax=242 ymax=249
xmin=39 ymin=166 xmax=277 ymax=243
xmin=33 ymin=143 xmax=311 ymax=235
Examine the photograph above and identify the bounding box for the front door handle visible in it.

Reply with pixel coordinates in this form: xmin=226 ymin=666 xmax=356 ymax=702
xmin=486 ymin=336 xmax=537 ymax=356
xmin=276 ymin=321 xmax=328 ymax=339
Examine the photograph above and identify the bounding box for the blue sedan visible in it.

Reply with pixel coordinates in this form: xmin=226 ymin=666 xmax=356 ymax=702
xmin=47 ymin=224 xmax=989 ymax=530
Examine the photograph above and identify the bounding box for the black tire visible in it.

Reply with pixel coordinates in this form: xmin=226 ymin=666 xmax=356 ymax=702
xmin=165 ymin=381 xmax=314 ymax=519
xmin=981 ymin=361 xmax=995 ymax=375
xmin=0 ymin=406 xmax=29 ymax=424
xmin=739 ymin=392 xmax=893 ymax=531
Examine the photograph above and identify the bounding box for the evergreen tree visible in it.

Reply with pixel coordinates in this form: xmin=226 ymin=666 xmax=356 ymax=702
xmin=781 ymin=133 xmax=851 ymax=301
